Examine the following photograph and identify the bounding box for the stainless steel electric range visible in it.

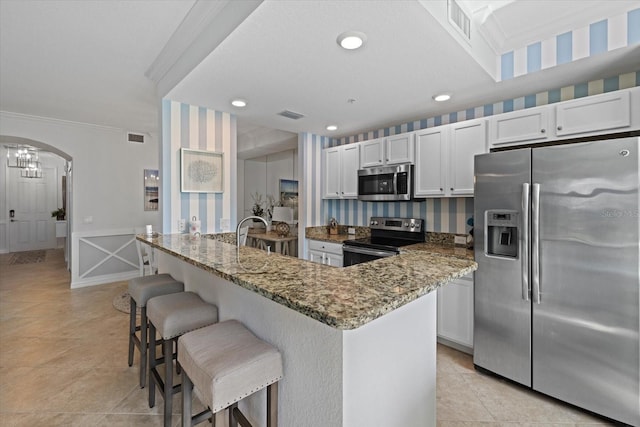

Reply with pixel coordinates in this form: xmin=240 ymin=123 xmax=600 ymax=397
xmin=342 ymin=217 xmax=425 ymax=266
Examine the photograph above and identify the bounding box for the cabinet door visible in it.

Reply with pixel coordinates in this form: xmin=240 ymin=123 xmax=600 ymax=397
xmin=325 ymin=253 xmax=343 ymax=267
xmin=341 ymin=144 xmax=360 ymax=198
xmin=386 ymin=134 xmax=414 ymax=164
xmin=414 ymin=128 xmax=447 ymax=197
xmin=556 ymin=90 xmax=630 ymax=137
xmin=449 ymin=119 xmax=487 ymax=196
xmin=437 ymin=273 xmax=474 ymax=349
xmin=322 ymin=147 xmax=341 ymax=199
xmin=308 ymin=250 xmax=325 ymax=265
xmin=489 ymin=106 xmax=549 ymax=148
xmin=360 ymin=138 xmax=384 ymax=168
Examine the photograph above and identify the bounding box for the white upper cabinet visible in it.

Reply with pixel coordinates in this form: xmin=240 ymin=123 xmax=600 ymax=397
xmin=414 ymin=128 xmax=447 ymax=197
xmin=360 ymin=138 xmax=384 ymax=168
xmin=449 ymin=119 xmax=487 ymax=196
xmin=556 ymin=90 xmax=631 ymax=137
xmin=360 ymin=135 xmax=415 ymax=168
xmin=488 ymin=106 xmax=550 ymax=148
xmin=322 ymin=144 xmax=360 ymax=199
xmin=385 ymin=133 xmax=414 ymax=165
xmin=322 ymin=147 xmax=341 ymax=198
xmin=341 ymin=144 xmax=360 ymax=197
xmin=487 ymin=88 xmax=639 ymax=148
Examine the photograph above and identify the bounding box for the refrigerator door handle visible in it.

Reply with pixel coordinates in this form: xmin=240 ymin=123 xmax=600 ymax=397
xmin=532 ymin=183 xmax=541 ymax=304
xmin=521 ymin=183 xmax=530 ymax=301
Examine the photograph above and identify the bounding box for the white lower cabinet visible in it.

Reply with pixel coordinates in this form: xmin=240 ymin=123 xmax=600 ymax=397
xmin=437 ymin=272 xmax=473 ymax=353
xmin=307 ymin=239 xmax=343 ymax=267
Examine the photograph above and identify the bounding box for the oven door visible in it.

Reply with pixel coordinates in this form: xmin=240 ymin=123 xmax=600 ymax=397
xmin=343 ymin=245 xmax=398 ymax=266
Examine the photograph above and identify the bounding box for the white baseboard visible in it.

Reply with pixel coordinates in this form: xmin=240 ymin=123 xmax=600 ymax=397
xmin=70 ymin=271 xmax=140 ymax=289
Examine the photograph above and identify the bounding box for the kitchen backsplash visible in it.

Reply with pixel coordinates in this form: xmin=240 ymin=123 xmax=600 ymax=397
xmin=323 ymin=198 xmax=473 ymax=235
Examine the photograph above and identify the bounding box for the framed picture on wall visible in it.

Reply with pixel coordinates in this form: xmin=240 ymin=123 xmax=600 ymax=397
xmin=279 ymin=179 xmax=298 ymax=219
xmin=180 ymin=148 xmax=223 ymax=193
xmin=144 ymin=169 xmax=159 ymax=211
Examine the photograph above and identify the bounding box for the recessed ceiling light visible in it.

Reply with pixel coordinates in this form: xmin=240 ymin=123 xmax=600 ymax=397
xmin=337 ymin=31 xmax=367 ymax=50
xmin=231 ymin=99 xmax=247 ymax=108
xmin=326 ymin=125 xmax=338 ymax=131
xmin=433 ymin=94 xmax=451 ymax=102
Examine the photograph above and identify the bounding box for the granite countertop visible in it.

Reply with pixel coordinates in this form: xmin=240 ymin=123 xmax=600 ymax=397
xmin=138 ymin=233 xmax=477 ymax=330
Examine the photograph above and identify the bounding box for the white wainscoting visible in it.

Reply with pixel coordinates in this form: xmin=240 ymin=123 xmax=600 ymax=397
xmin=0 ymin=221 xmax=7 ymax=253
xmin=71 ymin=228 xmax=141 ymax=288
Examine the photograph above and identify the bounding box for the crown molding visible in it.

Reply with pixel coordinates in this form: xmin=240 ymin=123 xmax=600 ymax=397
xmin=145 ymin=0 xmax=262 ymax=98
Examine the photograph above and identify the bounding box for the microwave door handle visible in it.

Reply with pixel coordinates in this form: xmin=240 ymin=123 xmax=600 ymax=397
xmin=392 ymin=173 xmax=397 ymax=195
xmin=521 ymin=183 xmax=530 ymax=301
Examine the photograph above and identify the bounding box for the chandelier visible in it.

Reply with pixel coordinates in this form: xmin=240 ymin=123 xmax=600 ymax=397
xmin=6 ymin=145 xmax=43 ymax=178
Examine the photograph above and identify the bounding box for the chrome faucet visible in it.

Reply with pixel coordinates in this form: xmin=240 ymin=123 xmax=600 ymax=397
xmin=236 ymin=216 xmax=268 ymax=249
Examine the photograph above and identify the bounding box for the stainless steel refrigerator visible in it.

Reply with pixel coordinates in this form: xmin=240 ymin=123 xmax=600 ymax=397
xmin=473 ymin=137 xmax=639 ymax=426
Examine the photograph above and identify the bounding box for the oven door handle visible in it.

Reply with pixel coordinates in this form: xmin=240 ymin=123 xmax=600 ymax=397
xmin=342 ymin=245 xmax=397 ymax=257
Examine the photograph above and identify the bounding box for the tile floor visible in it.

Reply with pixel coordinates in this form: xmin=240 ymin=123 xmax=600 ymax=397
xmin=0 ymin=249 xmax=618 ymax=426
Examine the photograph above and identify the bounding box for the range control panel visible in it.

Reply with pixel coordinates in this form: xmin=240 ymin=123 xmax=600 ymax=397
xmin=369 ymin=217 xmax=423 ymax=233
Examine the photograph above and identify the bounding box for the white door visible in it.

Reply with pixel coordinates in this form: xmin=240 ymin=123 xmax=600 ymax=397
xmin=8 ymin=167 xmax=57 ymax=252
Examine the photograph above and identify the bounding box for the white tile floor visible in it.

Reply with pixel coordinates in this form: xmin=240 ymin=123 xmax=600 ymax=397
xmin=0 ymin=249 xmax=618 ymax=426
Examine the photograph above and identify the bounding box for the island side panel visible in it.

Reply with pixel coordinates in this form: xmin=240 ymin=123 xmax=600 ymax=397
xmin=343 ymin=292 xmax=437 ymax=427
xmin=158 ymin=252 xmax=344 ymax=427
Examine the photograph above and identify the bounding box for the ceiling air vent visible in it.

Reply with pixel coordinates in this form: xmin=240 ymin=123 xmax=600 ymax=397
xmin=127 ymin=132 xmax=145 ymax=144
xmin=277 ymin=110 xmax=305 ymax=120
xmin=448 ymin=0 xmax=471 ymax=41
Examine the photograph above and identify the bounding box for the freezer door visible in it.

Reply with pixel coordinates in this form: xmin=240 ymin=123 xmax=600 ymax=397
xmin=532 ymin=138 xmax=640 ymax=426
xmin=474 ymin=149 xmax=532 ymax=387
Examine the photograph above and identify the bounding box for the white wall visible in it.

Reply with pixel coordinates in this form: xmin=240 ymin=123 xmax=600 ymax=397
xmin=243 ymin=148 xmax=298 ymax=218
xmin=0 ymin=111 xmax=161 ymax=253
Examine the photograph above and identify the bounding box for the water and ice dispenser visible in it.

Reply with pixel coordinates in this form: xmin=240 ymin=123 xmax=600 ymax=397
xmin=485 ymin=210 xmax=519 ymax=258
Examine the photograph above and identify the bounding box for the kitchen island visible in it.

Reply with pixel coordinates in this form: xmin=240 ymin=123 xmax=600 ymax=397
xmin=138 ymin=233 xmax=477 ymax=426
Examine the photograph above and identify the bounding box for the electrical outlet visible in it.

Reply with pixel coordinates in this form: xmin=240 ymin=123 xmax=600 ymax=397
xmin=178 ymin=218 xmax=186 ymax=232
xmin=348 ymin=227 xmax=356 ymax=235
xmin=454 ymin=235 xmax=466 ymax=245
xmin=220 ymin=218 xmax=230 ymax=230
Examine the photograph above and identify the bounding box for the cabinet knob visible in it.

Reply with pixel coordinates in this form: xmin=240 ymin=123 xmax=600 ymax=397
xmin=335 ymin=192 xmax=339 ymax=195
xmin=540 ymin=129 xmax=546 ymax=133
xmin=386 ymin=158 xmax=389 ymax=161
xmin=440 ymin=188 xmax=443 ymax=191
xmin=450 ymin=188 xmax=454 ymax=191
xmin=557 ymin=125 xmax=563 ymax=131
xmin=341 ymin=191 xmax=344 ymax=194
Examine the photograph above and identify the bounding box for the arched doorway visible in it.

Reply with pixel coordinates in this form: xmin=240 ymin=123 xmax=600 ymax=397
xmin=1 ymin=136 xmax=72 ymax=267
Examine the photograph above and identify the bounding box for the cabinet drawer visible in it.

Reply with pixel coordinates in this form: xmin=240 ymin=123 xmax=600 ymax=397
xmin=308 ymin=239 xmax=343 ymax=255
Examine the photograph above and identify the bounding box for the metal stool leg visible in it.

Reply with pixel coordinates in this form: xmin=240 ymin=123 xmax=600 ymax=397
xmin=148 ymin=322 xmax=157 ymax=408
xmin=267 ymin=383 xmax=278 ymax=427
xmin=139 ymin=306 xmax=148 ymax=388
xmin=163 ymin=338 xmax=173 ymax=427
xmin=182 ymin=370 xmax=193 ymax=427
xmin=128 ymin=298 xmax=136 ymax=367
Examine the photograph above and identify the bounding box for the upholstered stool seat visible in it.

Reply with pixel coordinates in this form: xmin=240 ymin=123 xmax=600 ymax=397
xmin=179 ymin=320 xmax=283 ymax=427
xmin=128 ymin=274 xmax=184 ymax=388
xmin=147 ymin=291 xmax=218 ymax=427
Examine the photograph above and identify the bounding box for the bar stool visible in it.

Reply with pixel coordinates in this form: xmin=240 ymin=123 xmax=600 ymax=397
xmin=179 ymin=320 xmax=283 ymax=427
xmin=147 ymin=292 xmax=219 ymax=427
xmin=128 ymin=274 xmax=184 ymax=388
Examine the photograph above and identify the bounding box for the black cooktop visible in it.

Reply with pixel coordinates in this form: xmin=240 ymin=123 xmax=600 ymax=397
xmin=343 ymin=217 xmax=425 ymax=252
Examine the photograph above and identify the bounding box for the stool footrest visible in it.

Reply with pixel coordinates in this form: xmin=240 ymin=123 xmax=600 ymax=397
xmin=231 ymin=404 xmax=253 ymax=427
xmin=192 ymin=408 xmax=212 ymax=426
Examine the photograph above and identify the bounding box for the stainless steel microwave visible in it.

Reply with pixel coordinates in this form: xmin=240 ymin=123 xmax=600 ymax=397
xmin=357 ymin=164 xmax=412 ymax=201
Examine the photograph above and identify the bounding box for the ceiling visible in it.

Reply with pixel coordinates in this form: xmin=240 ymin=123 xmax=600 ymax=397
xmin=2 ymin=0 xmax=639 ymax=158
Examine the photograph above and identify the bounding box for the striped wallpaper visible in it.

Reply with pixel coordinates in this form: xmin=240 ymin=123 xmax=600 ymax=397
xmin=161 ymin=99 xmax=236 ymax=234
xmin=319 ymin=70 xmax=640 ymax=234
xmin=500 ymin=7 xmax=640 ymax=81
